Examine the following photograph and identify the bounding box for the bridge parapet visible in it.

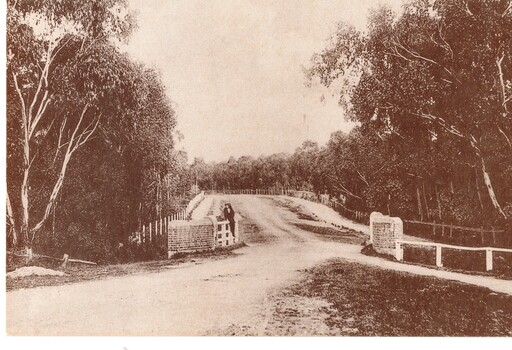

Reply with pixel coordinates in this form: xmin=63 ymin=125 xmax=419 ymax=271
xmin=167 ymin=215 xmax=242 ymax=258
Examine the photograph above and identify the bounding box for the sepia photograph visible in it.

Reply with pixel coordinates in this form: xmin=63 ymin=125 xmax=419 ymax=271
xmin=4 ymin=0 xmax=512 ymax=342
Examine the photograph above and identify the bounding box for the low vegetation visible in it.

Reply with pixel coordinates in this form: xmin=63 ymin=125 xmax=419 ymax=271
xmin=273 ymin=259 xmax=512 ymax=336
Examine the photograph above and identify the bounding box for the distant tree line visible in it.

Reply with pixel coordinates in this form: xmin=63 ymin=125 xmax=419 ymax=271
xmin=6 ymin=0 xmax=194 ymax=262
xmin=194 ymin=0 xmax=512 ymax=231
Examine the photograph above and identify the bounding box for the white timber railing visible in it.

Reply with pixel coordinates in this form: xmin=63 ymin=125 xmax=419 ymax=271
xmin=395 ymin=239 xmax=512 ymax=272
xmin=185 ymin=191 xmax=205 ymax=217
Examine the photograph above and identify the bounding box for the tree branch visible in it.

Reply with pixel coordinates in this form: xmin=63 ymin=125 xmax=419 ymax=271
xmin=6 ymin=192 xmax=18 ymax=247
xmin=356 ymin=170 xmax=370 ymax=187
xmin=27 ymin=51 xmax=51 ymax=127
xmin=53 ymin=117 xmax=67 ymax=164
xmin=497 ymin=125 xmax=512 ymax=148
xmin=502 ymin=1 xmax=512 ymax=16
xmin=392 ymin=37 xmax=458 ymax=82
xmin=73 ymin=113 xmax=101 ymax=151
xmin=30 ymin=104 xmax=93 ymax=238
xmin=11 ymin=72 xmax=28 ymax=133
xmin=29 ymin=91 xmax=51 ymax=139
xmin=458 ymin=0 xmax=474 ymax=16
xmin=496 ymin=54 xmax=510 ymax=115
xmin=413 ymin=112 xmax=465 ymax=139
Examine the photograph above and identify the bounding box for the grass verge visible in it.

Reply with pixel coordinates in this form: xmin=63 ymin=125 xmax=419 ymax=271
xmin=293 ymin=223 xmax=365 ymax=245
xmin=276 ymin=258 xmax=512 ymax=336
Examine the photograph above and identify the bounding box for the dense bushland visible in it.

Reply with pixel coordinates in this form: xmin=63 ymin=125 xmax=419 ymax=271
xmin=6 ymin=0 xmax=193 ymax=263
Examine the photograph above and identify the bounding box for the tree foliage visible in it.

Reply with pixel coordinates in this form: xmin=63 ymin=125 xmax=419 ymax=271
xmin=6 ymin=0 xmax=187 ymax=262
xmin=306 ymin=0 xmax=512 ymax=225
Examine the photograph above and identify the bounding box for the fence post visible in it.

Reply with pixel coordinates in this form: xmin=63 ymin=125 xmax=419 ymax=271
xmin=486 ymin=249 xmax=493 ymax=271
xmin=395 ymin=241 xmax=403 ymax=261
xmin=149 ymin=222 xmax=152 ymax=243
xmin=436 ymin=245 xmax=443 ymax=267
xmin=59 ymin=254 xmax=69 ymax=269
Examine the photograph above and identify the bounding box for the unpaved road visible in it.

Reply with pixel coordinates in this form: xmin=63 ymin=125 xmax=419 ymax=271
xmin=7 ymin=195 xmax=512 ymax=335
xmin=7 ymin=195 xmax=353 ymax=335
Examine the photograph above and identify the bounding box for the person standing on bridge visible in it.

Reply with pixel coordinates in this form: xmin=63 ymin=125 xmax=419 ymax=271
xmin=223 ymin=203 xmax=236 ymax=237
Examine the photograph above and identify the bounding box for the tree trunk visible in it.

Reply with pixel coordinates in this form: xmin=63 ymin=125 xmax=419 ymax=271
xmin=435 ymin=184 xmax=442 ymax=221
xmin=31 ymin=153 xmax=70 ymax=238
xmin=479 ymin=157 xmax=507 ymax=219
xmin=422 ymin=181 xmax=430 ymax=219
xmin=6 ymin=192 xmax=18 ymax=248
xmin=155 ymin=174 xmax=161 ymax=219
xmin=416 ymin=187 xmax=424 ymax=221
xmin=27 ymin=247 xmax=33 ymax=263
xmin=468 ymin=137 xmax=507 ymax=219
xmin=21 ymin=112 xmax=31 ymax=259
xmin=475 ymin=168 xmax=484 ymax=209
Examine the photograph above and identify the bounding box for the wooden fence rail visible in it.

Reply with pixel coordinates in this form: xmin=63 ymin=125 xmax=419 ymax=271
xmin=395 ymin=239 xmax=512 ymax=271
xmin=403 ymin=220 xmax=504 ymax=233
xmin=403 ymin=220 xmax=506 ymax=246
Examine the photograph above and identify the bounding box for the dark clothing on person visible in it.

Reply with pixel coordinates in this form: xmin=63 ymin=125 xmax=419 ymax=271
xmin=223 ymin=204 xmax=236 ymax=236
xmin=228 ymin=221 xmax=235 ymax=236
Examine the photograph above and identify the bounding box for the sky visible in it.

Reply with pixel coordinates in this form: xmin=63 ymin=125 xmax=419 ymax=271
xmin=125 ymin=0 xmax=404 ymax=162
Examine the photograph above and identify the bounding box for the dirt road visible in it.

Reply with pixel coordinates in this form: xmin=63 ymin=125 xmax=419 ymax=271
xmin=6 ymin=195 xmax=352 ymax=335
xmin=7 ymin=195 xmax=512 ymax=335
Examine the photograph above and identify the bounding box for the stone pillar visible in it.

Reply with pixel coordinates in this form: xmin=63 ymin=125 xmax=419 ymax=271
xmin=369 ymin=212 xmax=383 ymax=244
xmin=372 ymin=215 xmax=403 ymax=255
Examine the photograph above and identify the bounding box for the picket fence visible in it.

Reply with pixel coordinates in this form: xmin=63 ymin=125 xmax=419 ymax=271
xmin=130 ymin=191 xmax=205 ymax=245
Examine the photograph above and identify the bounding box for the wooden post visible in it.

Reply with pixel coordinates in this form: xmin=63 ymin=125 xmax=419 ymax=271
xmin=149 ymin=222 xmax=152 ymax=242
xmin=395 ymin=242 xmax=403 ymax=261
xmin=480 ymin=227 xmax=485 ymax=244
xmin=433 ymin=221 xmax=436 ymax=236
xmin=61 ymin=254 xmax=69 ymax=269
xmin=486 ymin=249 xmax=493 ymax=271
xmin=436 ymin=245 xmax=443 ymax=267
xmin=449 ymin=225 xmax=453 ymax=238
xmin=492 ymin=229 xmax=496 ymax=245
xmin=441 ymin=223 xmax=445 ymax=237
